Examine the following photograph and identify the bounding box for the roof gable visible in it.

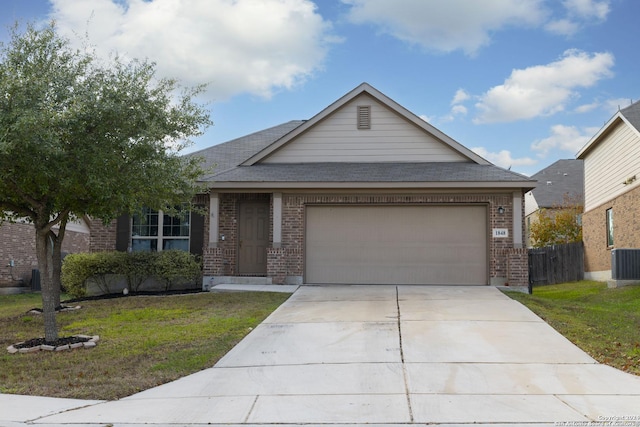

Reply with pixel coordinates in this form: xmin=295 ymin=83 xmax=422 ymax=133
xmin=242 ymin=83 xmax=489 ymax=166
xmin=578 ymin=100 xmax=640 ymax=159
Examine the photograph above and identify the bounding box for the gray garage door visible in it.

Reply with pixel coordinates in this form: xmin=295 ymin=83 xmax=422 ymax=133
xmin=305 ymin=205 xmax=487 ymax=285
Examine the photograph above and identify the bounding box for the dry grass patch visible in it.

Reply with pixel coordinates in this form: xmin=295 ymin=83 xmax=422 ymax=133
xmin=0 ymin=291 xmax=290 ymax=400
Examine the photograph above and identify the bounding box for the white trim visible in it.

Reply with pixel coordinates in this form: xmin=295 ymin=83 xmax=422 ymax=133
xmin=209 ymin=193 xmax=219 ymax=248
xmin=273 ymin=192 xmax=282 ymax=247
xmin=512 ymin=191 xmax=523 ymax=248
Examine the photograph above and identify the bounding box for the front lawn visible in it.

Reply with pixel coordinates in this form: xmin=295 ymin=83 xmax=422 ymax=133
xmin=506 ymin=281 xmax=640 ymax=375
xmin=0 ymin=291 xmax=290 ymax=400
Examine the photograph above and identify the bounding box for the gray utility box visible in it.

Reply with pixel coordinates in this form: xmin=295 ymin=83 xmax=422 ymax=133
xmin=611 ymin=249 xmax=640 ymax=280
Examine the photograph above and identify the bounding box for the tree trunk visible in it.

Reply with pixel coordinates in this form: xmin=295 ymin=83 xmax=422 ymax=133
xmin=35 ymin=227 xmax=58 ymax=343
xmin=51 ymin=220 xmax=67 ymax=309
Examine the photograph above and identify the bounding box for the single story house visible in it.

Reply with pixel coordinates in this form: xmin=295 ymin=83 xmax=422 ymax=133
xmin=524 ymin=159 xmax=584 ymax=247
xmin=93 ymin=83 xmax=536 ymax=288
xmin=577 ymin=100 xmax=640 ymax=283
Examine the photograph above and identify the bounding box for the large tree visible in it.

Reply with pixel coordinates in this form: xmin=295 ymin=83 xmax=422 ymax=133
xmin=0 ymin=23 xmax=211 ymax=343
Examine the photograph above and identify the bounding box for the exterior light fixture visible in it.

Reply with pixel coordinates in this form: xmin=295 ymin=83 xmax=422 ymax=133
xmin=497 ymin=206 xmax=505 ymax=214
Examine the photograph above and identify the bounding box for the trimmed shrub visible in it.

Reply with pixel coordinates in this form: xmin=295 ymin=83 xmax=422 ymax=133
xmin=123 ymin=251 xmax=156 ymax=292
xmin=61 ymin=253 xmax=94 ymax=298
xmin=61 ymin=251 xmax=202 ymax=297
xmin=153 ymin=250 xmax=202 ymax=291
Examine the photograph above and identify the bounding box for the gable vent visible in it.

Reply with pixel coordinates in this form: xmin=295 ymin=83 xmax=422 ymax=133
xmin=357 ymin=105 xmax=371 ymax=130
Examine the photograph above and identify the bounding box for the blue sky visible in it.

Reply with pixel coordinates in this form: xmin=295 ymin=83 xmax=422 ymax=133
xmin=2 ymin=0 xmax=638 ymax=175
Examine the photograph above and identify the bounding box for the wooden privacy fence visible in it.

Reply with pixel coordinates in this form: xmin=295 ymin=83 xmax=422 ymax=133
xmin=528 ymin=242 xmax=584 ymax=286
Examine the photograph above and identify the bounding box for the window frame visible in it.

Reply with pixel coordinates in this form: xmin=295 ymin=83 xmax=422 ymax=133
xmin=606 ymin=208 xmax=614 ymax=248
xmin=131 ymin=207 xmax=191 ymax=252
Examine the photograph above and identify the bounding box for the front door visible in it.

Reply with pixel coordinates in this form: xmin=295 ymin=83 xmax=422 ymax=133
xmin=238 ymin=201 xmax=269 ymax=275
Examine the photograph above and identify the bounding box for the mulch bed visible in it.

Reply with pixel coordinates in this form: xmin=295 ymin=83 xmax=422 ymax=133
xmin=7 ymin=335 xmax=99 ymax=354
xmin=13 ymin=336 xmax=91 ymax=350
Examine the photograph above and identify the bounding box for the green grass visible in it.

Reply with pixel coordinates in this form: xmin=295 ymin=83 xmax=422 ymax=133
xmin=0 ymin=291 xmax=290 ymax=400
xmin=505 ymin=281 xmax=640 ymax=375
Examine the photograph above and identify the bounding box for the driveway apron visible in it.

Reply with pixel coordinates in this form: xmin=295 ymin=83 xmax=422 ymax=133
xmin=32 ymin=285 xmax=640 ymax=425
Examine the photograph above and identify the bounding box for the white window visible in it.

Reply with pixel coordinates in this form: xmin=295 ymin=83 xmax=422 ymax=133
xmin=606 ymin=208 xmax=614 ymax=247
xmin=131 ymin=207 xmax=190 ymax=252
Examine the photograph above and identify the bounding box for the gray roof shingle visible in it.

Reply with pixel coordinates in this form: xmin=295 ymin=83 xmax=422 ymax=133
xmin=206 ymin=162 xmax=533 ymax=183
xmin=529 ymin=159 xmax=583 ymax=208
xmin=188 ymin=120 xmax=305 ymax=174
xmin=621 ymin=100 xmax=640 ymax=131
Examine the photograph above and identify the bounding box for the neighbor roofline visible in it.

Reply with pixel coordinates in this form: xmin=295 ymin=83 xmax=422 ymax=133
xmin=240 ymin=82 xmax=491 ymax=166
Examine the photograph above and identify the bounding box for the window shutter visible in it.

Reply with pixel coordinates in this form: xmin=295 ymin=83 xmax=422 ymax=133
xmin=357 ymin=105 xmax=371 ymax=129
xmin=189 ymin=208 xmax=205 ymax=256
xmin=115 ymin=214 xmax=130 ymax=252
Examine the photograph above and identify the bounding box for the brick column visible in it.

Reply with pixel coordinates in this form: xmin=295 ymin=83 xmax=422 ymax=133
xmin=505 ymin=248 xmax=529 ymax=287
xmin=203 ymin=247 xmax=224 ymax=276
xmin=267 ymin=247 xmax=286 ymax=284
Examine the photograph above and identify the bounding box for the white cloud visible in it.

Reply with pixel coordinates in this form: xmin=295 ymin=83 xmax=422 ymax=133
xmin=342 ymin=0 xmax=546 ymax=55
xmin=419 ymin=114 xmax=432 ymax=123
xmin=451 ymin=105 xmax=468 ymax=116
xmin=563 ymin=0 xmax=610 ymax=20
xmin=531 ymin=124 xmax=596 ymax=156
xmin=546 ymin=1 xmax=610 ymax=35
xmin=545 ymin=18 xmax=579 ymax=36
xmin=574 ymin=101 xmax=599 ymax=113
xmin=451 ymin=88 xmax=470 ymax=105
xmin=474 ymin=49 xmax=614 ymax=123
xmin=471 ymin=147 xmax=537 ymax=169
xmin=49 ymin=0 xmax=335 ymax=99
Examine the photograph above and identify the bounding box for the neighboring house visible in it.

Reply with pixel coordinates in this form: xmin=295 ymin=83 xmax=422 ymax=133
xmin=524 ymin=159 xmax=584 ymax=247
xmin=577 ymin=100 xmax=640 ymax=282
xmin=0 ymin=219 xmax=90 ymax=288
xmin=94 ymin=83 xmax=536 ymax=287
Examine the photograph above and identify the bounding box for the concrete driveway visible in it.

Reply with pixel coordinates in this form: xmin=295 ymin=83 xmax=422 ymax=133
xmin=6 ymin=285 xmax=640 ymax=425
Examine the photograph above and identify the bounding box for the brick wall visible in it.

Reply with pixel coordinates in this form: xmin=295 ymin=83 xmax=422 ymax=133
xmin=267 ymin=247 xmax=286 ymax=284
xmin=90 ymin=220 xmax=117 ymax=252
xmin=0 ymin=222 xmax=90 ymax=287
xmin=583 ymin=184 xmax=640 ymax=273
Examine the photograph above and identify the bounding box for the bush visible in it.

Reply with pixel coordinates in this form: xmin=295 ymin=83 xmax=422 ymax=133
xmin=61 ymin=253 xmax=95 ymax=298
xmin=62 ymin=251 xmax=202 ymax=297
xmin=153 ymin=250 xmax=202 ymax=291
xmin=124 ymin=251 xmax=156 ymax=292
xmin=62 ymin=252 xmax=127 ymax=298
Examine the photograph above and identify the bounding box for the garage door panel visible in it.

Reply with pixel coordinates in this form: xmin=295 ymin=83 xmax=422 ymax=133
xmin=305 ymin=205 xmax=487 ymax=285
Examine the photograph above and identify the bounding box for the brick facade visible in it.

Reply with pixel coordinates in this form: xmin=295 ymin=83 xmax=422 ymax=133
xmin=582 ymin=184 xmax=640 ymax=275
xmin=0 ymin=222 xmax=90 ymax=287
xmin=207 ymin=191 xmax=527 ymax=286
xmin=87 ymin=190 xmax=529 ymax=287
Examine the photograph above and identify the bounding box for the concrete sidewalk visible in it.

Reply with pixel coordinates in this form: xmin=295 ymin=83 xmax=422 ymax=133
xmin=3 ymin=285 xmax=640 ymax=426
